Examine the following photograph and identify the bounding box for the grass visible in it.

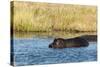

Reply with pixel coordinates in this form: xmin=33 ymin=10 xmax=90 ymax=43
xmin=14 ymin=32 xmax=97 ymax=38
xmin=11 ymin=1 xmax=97 ymax=32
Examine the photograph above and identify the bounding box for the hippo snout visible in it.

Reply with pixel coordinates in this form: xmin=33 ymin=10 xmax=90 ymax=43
xmin=49 ymin=44 xmax=52 ymax=48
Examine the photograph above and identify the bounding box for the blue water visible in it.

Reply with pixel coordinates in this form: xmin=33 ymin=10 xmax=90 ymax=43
xmin=13 ymin=37 xmax=97 ymax=66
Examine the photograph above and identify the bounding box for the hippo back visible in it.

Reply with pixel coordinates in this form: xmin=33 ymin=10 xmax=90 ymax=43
xmin=64 ymin=37 xmax=89 ymax=47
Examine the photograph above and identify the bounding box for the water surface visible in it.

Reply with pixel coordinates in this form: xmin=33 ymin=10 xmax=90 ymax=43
xmin=13 ymin=32 xmax=97 ymax=66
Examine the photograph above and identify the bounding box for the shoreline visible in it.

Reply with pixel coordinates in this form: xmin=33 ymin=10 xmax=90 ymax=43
xmin=12 ymin=31 xmax=97 ymax=38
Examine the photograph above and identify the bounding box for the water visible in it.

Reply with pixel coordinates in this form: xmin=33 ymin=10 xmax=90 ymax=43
xmin=12 ymin=33 xmax=97 ymax=66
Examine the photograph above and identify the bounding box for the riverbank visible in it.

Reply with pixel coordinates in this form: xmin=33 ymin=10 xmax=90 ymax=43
xmin=11 ymin=1 xmax=97 ymax=32
xmin=13 ymin=31 xmax=97 ymax=39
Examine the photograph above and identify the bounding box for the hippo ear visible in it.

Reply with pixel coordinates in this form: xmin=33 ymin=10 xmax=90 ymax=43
xmin=54 ymin=38 xmax=58 ymax=42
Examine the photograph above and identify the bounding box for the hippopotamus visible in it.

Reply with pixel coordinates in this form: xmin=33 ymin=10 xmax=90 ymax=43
xmin=49 ymin=37 xmax=89 ymax=48
xmin=80 ymin=35 xmax=97 ymax=42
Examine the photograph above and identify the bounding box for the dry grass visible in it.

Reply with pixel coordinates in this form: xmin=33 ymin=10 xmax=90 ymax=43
xmin=11 ymin=1 xmax=97 ymax=32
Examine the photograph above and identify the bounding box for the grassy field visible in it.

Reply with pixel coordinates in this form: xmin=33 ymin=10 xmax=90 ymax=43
xmin=11 ymin=1 xmax=97 ymax=32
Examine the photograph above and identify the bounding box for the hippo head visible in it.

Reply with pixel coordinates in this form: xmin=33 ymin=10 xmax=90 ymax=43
xmin=49 ymin=38 xmax=65 ymax=48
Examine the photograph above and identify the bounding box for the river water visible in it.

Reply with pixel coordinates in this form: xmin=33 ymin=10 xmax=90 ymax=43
xmin=12 ymin=32 xmax=97 ymax=66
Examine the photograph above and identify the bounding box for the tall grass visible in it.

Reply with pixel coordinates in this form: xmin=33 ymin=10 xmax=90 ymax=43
xmin=11 ymin=1 xmax=97 ymax=32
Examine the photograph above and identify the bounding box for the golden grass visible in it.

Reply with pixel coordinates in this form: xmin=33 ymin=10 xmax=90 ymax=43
xmin=11 ymin=1 xmax=97 ymax=32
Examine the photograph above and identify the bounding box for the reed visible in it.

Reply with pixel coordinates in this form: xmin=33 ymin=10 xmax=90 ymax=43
xmin=11 ymin=1 xmax=97 ymax=32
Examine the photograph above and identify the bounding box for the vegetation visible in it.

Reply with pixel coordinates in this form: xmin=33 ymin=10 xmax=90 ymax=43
xmin=14 ymin=32 xmax=96 ymax=38
xmin=11 ymin=1 xmax=97 ymax=32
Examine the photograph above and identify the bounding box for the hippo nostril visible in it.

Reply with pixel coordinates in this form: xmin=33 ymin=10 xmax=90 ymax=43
xmin=49 ymin=45 xmax=52 ymax=48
